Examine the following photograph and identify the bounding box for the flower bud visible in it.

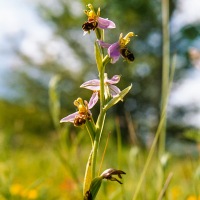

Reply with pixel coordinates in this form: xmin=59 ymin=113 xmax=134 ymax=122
xmin=100 ymin=168 xmax=126 ymax=184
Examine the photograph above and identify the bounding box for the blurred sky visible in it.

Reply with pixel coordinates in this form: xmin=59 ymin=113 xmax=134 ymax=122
xmin=0 ymin=0 xmax=200 ymax=127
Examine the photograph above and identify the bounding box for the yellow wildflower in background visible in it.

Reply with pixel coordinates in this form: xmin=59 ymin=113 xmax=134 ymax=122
xmin=10 ymin=183 xmax=38 ymax=199
xmin=171 ymin=186 xmax=182 ymax=200
xmin=21 ymin=189 xmax=38 ymax=199
xmin=27 ymin=189 xmax=38 ymax=199
xmin=10 ymin=184 xmax=23 ymax=195
xmin=187 ymin=195 xmax=200 ymax=200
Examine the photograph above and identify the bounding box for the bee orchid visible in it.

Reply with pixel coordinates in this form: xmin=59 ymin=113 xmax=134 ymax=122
xmin=80 ymin=74 xmax=121 ymax=98
xmin=82 ymin=4 xmax=116 ymax=35
xmin=98 ymin=32 xmax=136 ymax=63
xmin=60 ymin=92 xmax=98 ymax=126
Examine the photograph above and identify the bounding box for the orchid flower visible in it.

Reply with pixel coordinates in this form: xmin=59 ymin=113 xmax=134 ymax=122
xmin=60 ymin=92 xmax=98 ymax=126
xmin=98 ymin=32 xmax=136 ymax=63
xmin=80 ymin=74 xmax=121 ymax=98
xmin=82 ymin=4 xmax=116 ymax=35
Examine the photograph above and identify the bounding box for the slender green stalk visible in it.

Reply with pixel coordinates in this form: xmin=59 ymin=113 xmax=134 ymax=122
xmin=95 ymin=28 xmax=102 ymax=40
xmin=84 ymin=111 xmax=106 ymax=194
xmin=159 ymin=0 xmax=170 ymax=157
xmin=91 ymin=30 xmax=107 ymax=179
xmin=85 ymin=119 xmax=96 ymax=145
xmin=116 ymin=116 xmax=122 ymax=169
xmin=132 ymin=110 xmax=166 ymax=200
xmin=99 ymin=65 xmax=105 ymax=109
xmin=157 ymin=172 xmax=173 ymax=200
xmin=91 ymin=55 xmax=112 ymax=177
xmin=98 ymin=132 xmax=111 ymax=176
xmin=132 ymin=54 xmax=176 ymax=200
xmin=92 ymin=110 xmax=106 ymax=178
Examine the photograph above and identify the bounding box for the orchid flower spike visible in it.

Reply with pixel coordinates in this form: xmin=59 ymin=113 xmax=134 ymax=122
xmin=98 ymin=32 xmax=136 ymax=63
xmin=82 ymin=4 xmax=116 ymax=35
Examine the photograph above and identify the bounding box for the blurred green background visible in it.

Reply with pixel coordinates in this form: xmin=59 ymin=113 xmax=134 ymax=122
xmin=0 ymin=0 xmax=200 ymax=199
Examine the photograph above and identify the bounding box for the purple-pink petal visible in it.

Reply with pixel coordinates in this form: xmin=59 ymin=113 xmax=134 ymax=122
xmin=97 ymin=17 xmax=116 ymax=29
xmin=88 ymin=92 xmax=99 ymax=109
xmin=98 ymin=40 xmax=112 ymax=49
xmin=106 ymin=75 xmax=121 ymax=85
xmin=108 ymin=42 xmax=121 ymax=63
xmin=109 ymin=85 xmax=121 ymax=97
xmin=60 ymin=112 xmax=78 ymax=123
xmin=80 ymin=79 xmax=100 ymax=91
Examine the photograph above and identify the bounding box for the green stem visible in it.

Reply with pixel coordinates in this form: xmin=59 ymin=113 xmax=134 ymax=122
xmin=91 ymin=46 xmax=110 ymax=179
xmin=91 ymin=54 xmax=107 ymax=177
xmin=159 ymin=0 xmax=170 ymax=157
xmin=95 ymin=28 xmax=106 ymax=60
xmin=116 ymin=117 xmax=122 ymax=169
xmin=132 ymin=54 xmax=176 ymax=200
xmin=92 ymin=111 xmax=106 ymax=178
xmin=103 ymin=55 xmax=111 ymax=67
xmin=85 ymin=118 xmax=96 ymax=145
xmin=99 ymin=66 xmax=105 ymax=109
xmin=132 ymin=111 xmax=166 ymax=200
xmin=95 ymin=28 xmax=102 ymax=40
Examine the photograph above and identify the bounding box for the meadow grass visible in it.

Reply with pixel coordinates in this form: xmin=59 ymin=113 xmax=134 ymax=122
xmin=0 ymin=126 xmax=199 ymax=200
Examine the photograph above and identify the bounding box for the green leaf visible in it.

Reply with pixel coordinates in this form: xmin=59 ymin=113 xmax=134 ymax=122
xmin=94 ymin=41 xmax=103 ymax=71
xmin=103 ymin=84 xmax=132 ymax=111
xmin=89 ymin=177 xmax=103 ymax=199
xmin=83 ymin=149 xmax=93 ymax=196
xmin=84 ymin=177 xmax=103 ymax=200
